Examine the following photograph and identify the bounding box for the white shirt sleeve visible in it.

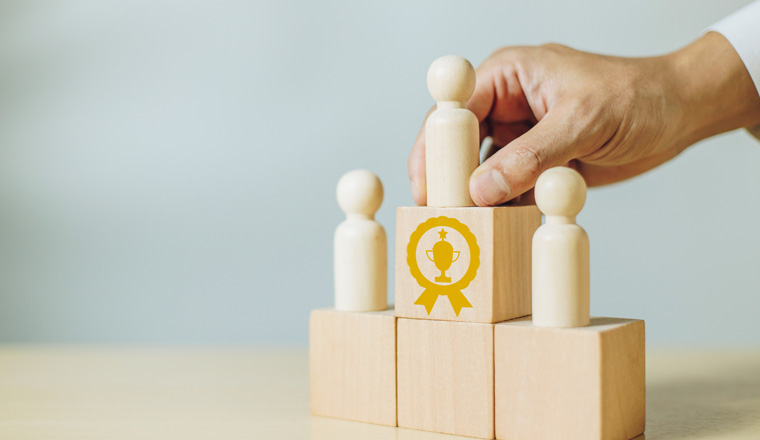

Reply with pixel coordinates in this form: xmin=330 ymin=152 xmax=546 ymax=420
xmin=707 ymin=1 xmax=760 ymax=139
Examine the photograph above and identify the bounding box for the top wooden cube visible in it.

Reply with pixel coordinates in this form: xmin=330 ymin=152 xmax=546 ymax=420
xmin=395 ymin=206 xmax=540 ymax=323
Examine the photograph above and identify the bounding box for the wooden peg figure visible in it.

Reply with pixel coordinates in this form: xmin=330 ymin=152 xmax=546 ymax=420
xmin=334 ymin=170 xmax=387 ymax=312
xmin=532 ymin=167 xmax=590 ymax=327
xmin=425 ymin=55 xmax=479 ymax=207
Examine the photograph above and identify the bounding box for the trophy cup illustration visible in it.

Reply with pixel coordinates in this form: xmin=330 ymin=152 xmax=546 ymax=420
xmin=426 ymin=229 xmax=460 ymax=283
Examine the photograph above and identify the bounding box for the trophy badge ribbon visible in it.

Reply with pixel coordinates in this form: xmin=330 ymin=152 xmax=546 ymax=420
xmin=407 ymin=216 xmax=480 ymax=316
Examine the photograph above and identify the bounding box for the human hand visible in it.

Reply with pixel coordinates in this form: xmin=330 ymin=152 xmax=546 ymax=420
xmin=409 ymin=32 xmax=760 ymax=206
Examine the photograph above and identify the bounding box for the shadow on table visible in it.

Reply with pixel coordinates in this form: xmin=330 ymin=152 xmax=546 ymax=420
xmin=310 ymin=415 xmax=649 ymax=440
xmin=646 ymin=356 xmax=760 ymax=440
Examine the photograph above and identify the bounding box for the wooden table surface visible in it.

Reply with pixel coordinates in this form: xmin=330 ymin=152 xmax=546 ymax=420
xmin=0 ymin=347 xmax=758 ymax=439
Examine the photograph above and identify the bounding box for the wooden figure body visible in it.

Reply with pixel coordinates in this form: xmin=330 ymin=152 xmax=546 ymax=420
xmin=532 ymin=167 xmax=590 ymax=327
xmin=425 ymin=55 xmax=479 ymax=207
xmin=334 ymin=170 xmax=387 ymax=312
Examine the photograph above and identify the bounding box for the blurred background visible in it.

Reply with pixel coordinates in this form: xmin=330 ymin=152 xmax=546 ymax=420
xmin=0 ymin=0 xmax=757 ymax=346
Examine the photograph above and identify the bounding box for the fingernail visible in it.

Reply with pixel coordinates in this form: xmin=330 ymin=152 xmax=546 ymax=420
xmin=472 ymin=169 xmax=510 ymax=206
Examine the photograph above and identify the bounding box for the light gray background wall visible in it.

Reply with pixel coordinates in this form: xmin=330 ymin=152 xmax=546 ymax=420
xmin=0 ymin=0 xmax=758 ymax=346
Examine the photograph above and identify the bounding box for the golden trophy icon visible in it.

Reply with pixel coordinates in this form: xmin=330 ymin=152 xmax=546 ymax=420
xmin=408 ymin=216 xmax=479 ymax=316
xmin=426 ymin=229 xmax=460 ymax=283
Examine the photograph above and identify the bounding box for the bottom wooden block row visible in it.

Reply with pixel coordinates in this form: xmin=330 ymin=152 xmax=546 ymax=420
xmin=310 ymin=308 xmax=645 ymax=440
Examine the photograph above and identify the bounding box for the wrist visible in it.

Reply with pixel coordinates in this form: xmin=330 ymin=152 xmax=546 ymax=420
xmin=667 ymin=32 xmax=760 ymax=146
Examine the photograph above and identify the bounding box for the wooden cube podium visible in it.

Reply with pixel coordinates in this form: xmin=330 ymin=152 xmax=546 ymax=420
xmin=494 ymin=317 xmax=646 ymax=440
xmin=312 ymin=56 xmax=646 ymax=439
xmin=395 ymin=206 xmax=540 ymax=323
xmin=309 ymin=308 xmax=397 ymax=426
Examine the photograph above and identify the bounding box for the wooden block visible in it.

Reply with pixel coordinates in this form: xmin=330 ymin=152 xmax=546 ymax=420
xmin=495 ymin=317 xmax=645 ymax=440
xmin=395 ymin=206 xmax=540 ymax=323
xmin=309 ymin=308 xmax=396 ymax=426
xmin=397 ymin=317 xmax=494 ymax=439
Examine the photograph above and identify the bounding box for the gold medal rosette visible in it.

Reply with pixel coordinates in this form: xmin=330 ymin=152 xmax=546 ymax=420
xmin=406 ymin=216 xmax=480 ymax=316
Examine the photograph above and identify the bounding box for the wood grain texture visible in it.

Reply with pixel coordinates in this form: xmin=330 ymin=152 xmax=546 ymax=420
xmin=494 ymin=317 xmax=645 ymax=440
xmin=395 ymin=206 xmax=540 ymax=323
xmin=0 ymin=347 xmax=759 ymax=439
xmin=309 ymin=308 xmax=396 ymax=426
xmin=397 ymin=318 xmax=494 ymax=439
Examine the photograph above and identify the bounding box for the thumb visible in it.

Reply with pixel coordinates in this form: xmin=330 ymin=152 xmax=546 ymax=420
xmin=469 ymin=110 xmax=582 ymax=206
